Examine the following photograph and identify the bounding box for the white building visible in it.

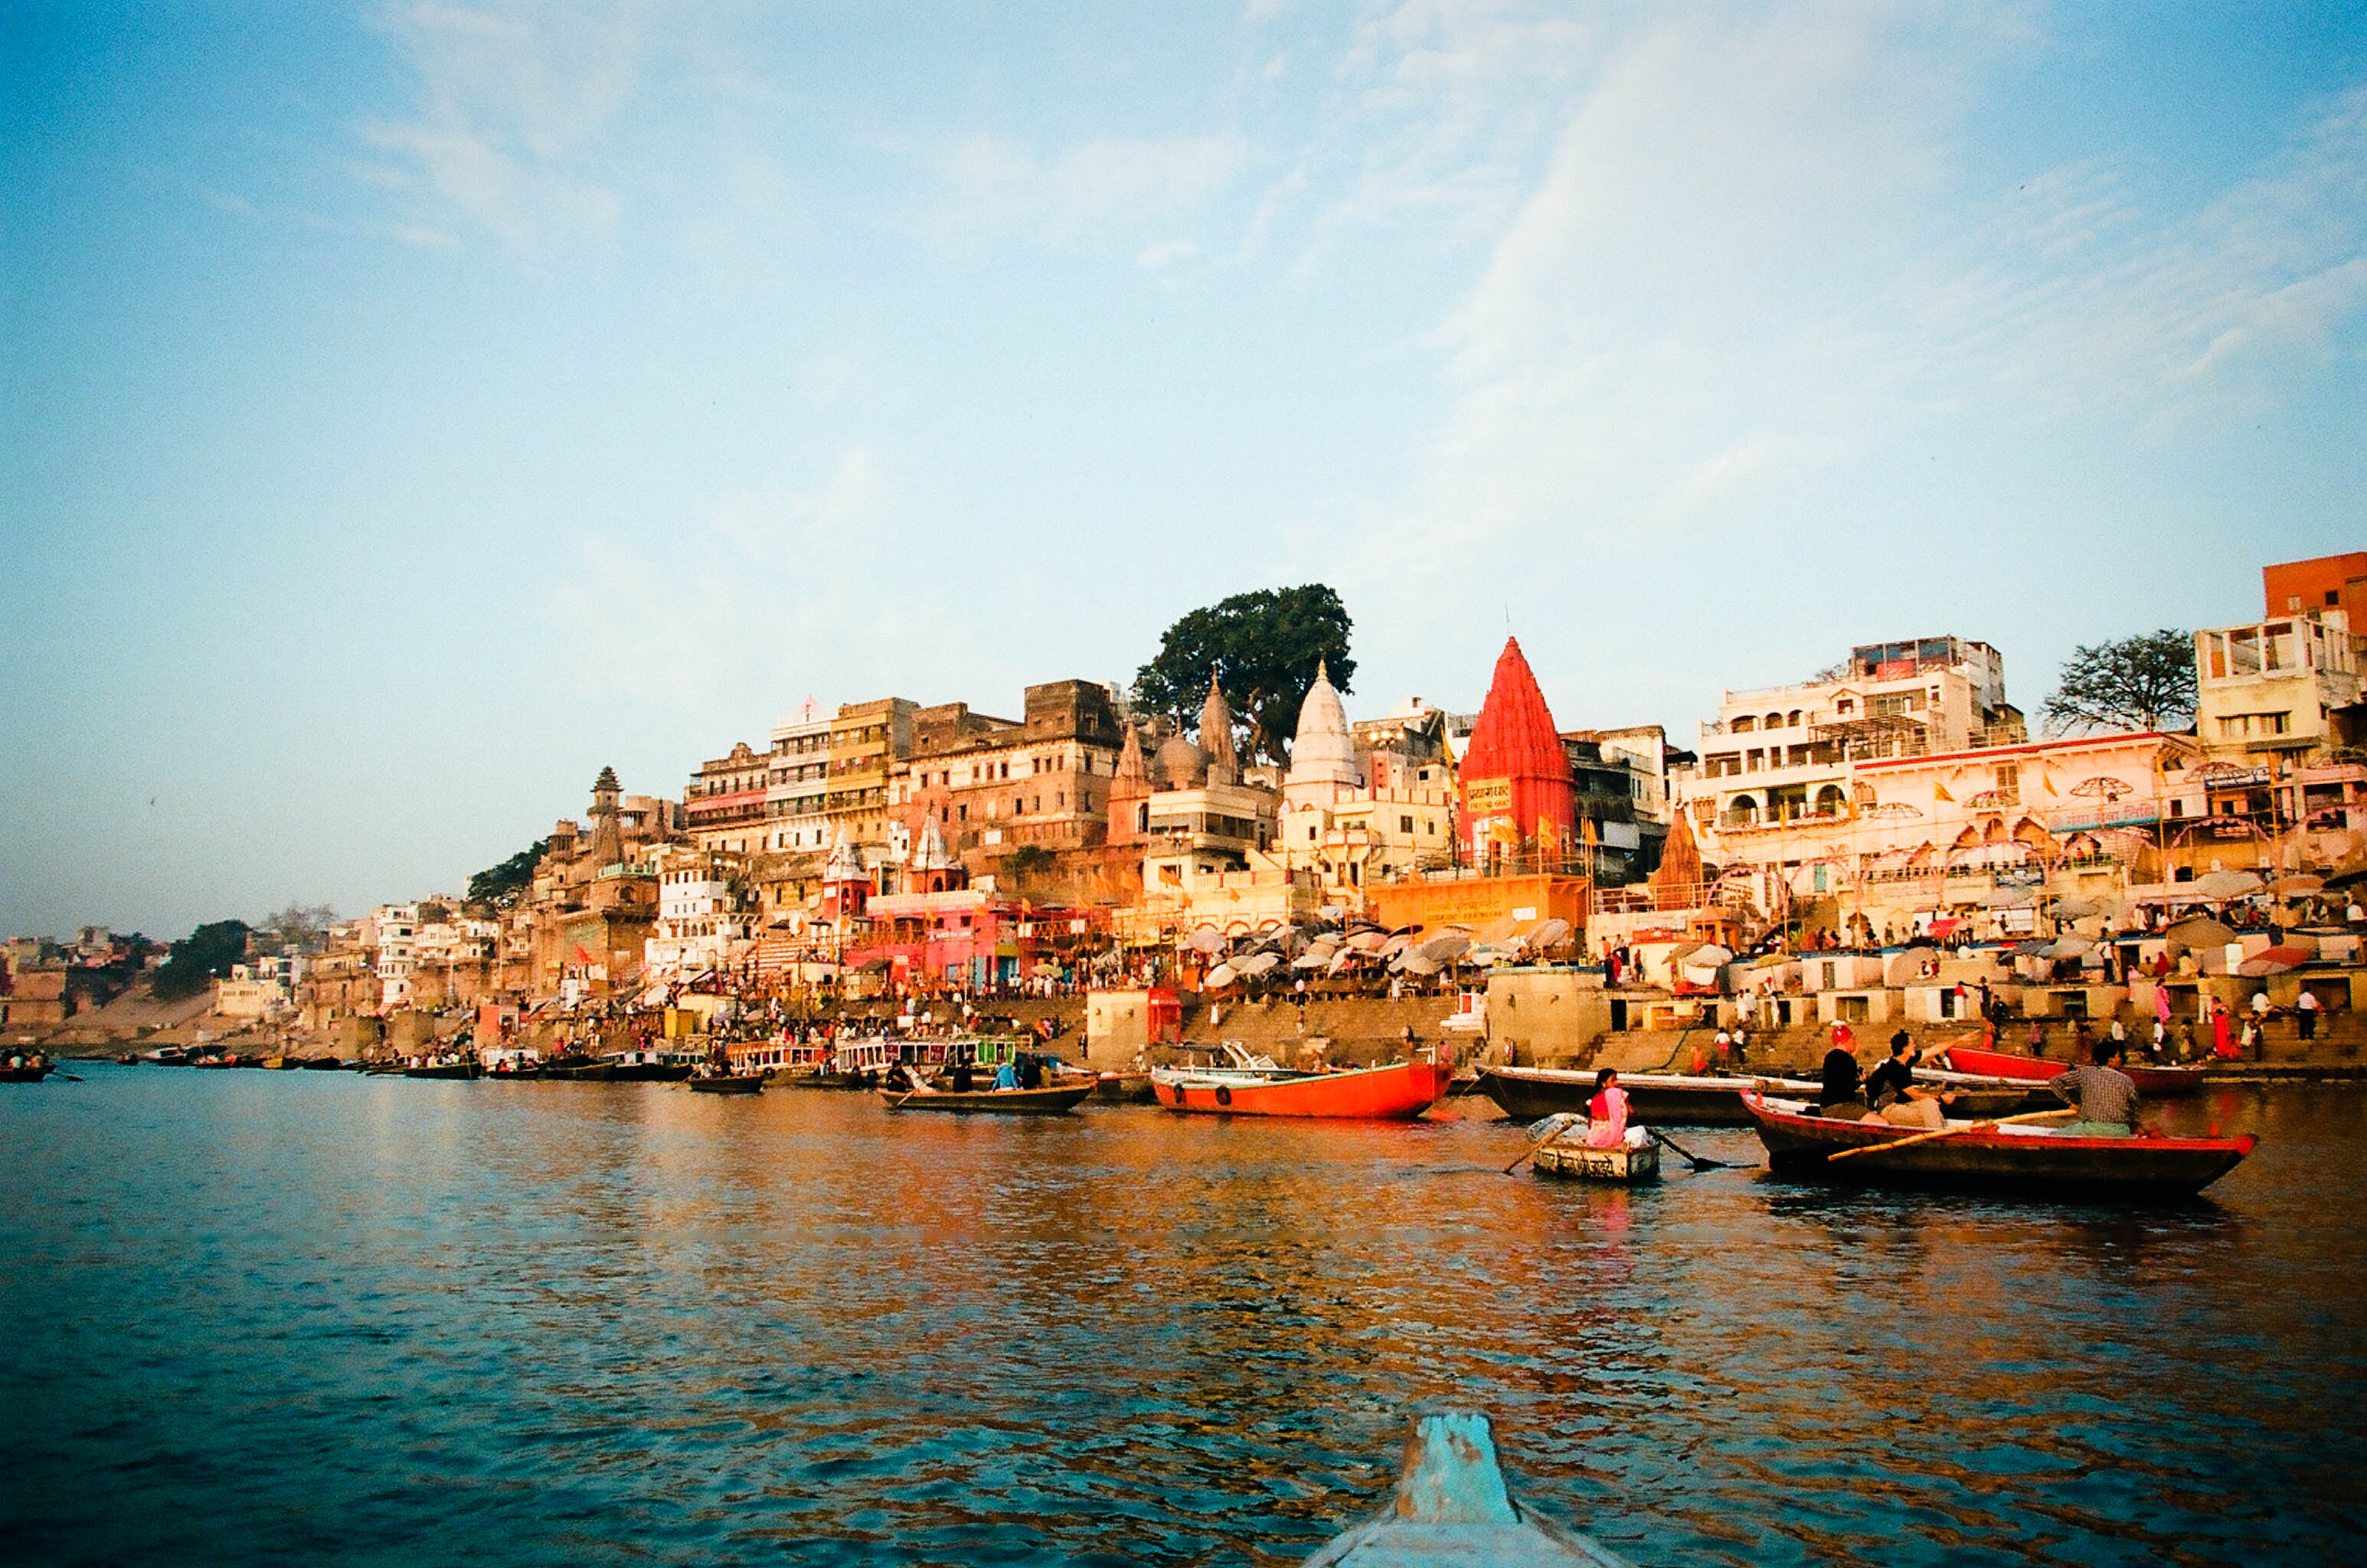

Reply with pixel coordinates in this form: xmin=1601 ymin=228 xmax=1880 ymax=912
xmin=1275 ymin=664 xmax=1457 ymax=899
xmin=767 ymin=699 xmax=835 ymax=853
xmin=365 ymin=903 xmax=419 ymax=1009
xmin=646 ymin=850 xmax=750 ymax=977
xmin=2195 ymin=609 xmax=2361 ymax=765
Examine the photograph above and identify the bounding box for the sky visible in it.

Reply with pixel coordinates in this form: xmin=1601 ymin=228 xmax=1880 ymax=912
xmin=4 ymin=1 xmax=2363 ymax=942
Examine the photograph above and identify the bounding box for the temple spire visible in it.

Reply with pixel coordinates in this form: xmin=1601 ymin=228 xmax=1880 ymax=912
xmin=1200 ymin=675 xmax=1237 ymax=786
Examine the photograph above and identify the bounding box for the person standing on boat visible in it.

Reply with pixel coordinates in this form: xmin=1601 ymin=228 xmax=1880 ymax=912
xmin=2051 ymin=1041 xmax=2143 ymax=1136
xmin=2210 ymin=998 xmax=2236 ymax=1059
xmin=1583 ymin=1069 xmax=1647 ymax=1149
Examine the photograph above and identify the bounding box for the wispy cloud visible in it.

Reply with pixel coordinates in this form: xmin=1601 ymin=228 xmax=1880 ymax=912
xmin=359 ymin=0 xmax=656 ymax=248
xmin=927 ymin=133 xmax=1250 ymax=257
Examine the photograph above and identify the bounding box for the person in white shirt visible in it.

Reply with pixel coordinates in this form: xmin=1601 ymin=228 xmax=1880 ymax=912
xmin=2297 ymin=988 xmax=2322 ymax=1042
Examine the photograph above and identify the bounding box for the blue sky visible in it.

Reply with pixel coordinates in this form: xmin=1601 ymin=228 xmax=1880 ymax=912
xmin=4 ymin=2 xmax=2363 ymax=940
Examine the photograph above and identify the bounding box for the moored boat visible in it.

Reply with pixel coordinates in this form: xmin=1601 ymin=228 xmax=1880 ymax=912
xmin=404 ymin=1058 xmax=482 ymax=1080
xmin=1 ymin=1060 xmax=55 ymax=1083
xmin=1302 ymin=1408 xmax=1631 ymax=1566
xmin=882 ymin=1078 xmax=1092 ymax=1114
xmin=688 ymin=1073 xmax=766 ymax=1095
xmin=1152 ymin=1057 xmax=1451 ymax=1119
xmin=1944 ymin=1042 xmax=2208 ymax=1097
xmin=1476 ymin=1064 xmax=1820 ymax=1125
xmin=1741 ymin=1092 xmax=2254 ymax=1194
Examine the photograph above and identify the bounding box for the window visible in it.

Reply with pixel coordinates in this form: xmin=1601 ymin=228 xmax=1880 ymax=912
xmin=1731 ymin=715 xmax=1755 ymax=733
xmin=1401 ymin=815 xmax=1414 ymax=832
xmin=1746 ymin=749 xmax=1764 ymax=772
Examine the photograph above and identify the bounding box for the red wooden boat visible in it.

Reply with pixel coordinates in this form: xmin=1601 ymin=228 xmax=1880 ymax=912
xmin=1151 ymin=1058 xmax=1451 ymax=1119
xmin=1742 ymin=1093 xmax=2254 ymax=1194
xmin=1943 ymin=1042 xmax=2208 ymax=1097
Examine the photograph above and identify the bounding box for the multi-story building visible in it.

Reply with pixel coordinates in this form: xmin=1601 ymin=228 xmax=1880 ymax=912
xmin=1108 ymin=678 xmax=1279 ymax=891
xmin=686 ymin=741 xmax=770 ymax=855
xmin=364 ymin=903 xmax=419 ymax=1010
xmin=765 ymin=700 xmax=834 ymax=854
xmin=645 ymin=847 xmax=750 ymax=978
xmin=1681 ymin=636 xmax=2024 ymax=852
xmin=2264 ymin=551 xmax=2367 ymax=626
xmin=826 ymin=697 xmax=916 ymax=854
xmin=893 ymin=679 xmax=1126 ymax=877
xmin=2195 ymin=609 xmax=2361 ymax=766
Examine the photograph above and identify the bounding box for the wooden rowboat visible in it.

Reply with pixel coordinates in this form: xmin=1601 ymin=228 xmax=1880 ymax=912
xmin=1944 ymin=1043 xmax=2208 ymax=1097
xmin=1303 ymin=1408 xmax=1630 ymax=1566
xmin=1742 ymin=1093 xmax=2255 ymax=1195
xmin=687 ymin=1073 xmax=765 ymax=1095
xmin=404 ymin=1060 xmax=482 ymax=1080
xmin=883 ymin=1080 xmax=1093 ymax=1114
xmin=1152 ymin=1058 xmax=1451 ymax=1119
xmin=1533 ymin=1139 xmax=1659 ymax=1183
xmin=0 ymin=1063 xmax=54 ymax=1083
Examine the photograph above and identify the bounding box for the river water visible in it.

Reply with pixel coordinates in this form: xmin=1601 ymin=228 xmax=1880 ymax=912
xmin=5 ymin=1067 xmax=2363 ymax=1565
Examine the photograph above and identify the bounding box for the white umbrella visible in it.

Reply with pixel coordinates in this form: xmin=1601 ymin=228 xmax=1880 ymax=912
xmin=1291 ymin=950 xmax=1332 ymax=969
xmin=1394 ymin=951 xmax=1440 ymax=976
xmin=1529 ymin=917 xmax=1572 ymax=950
xmin=1379 ymin=933 xmax=1413 ymax=958
xmin=2046 ymin=935 xmax=2095 ymax=959
xmin=1349 ymin=930 xmax=1392 ymax=952
xmin=1201 ymin=962 xmax=1239 ymax=988
xmin=1326 ymin=949 xmax=1359 ymax=977
xmin=1237 ymin=951 xmax=1283 ymax=978
xmin=1418 ymin=933 xmax=1471 ymax=963
xmin=2192 ymin=869 xmax=2266 ymax=900
xmin=1187 ymin=926 xmax=1228 ymax=954
xmin=2052 ymin=895 xmax=2101 ymax=918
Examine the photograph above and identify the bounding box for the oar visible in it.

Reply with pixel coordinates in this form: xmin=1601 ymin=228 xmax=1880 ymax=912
xmin=1503 ymin=1119 xmax=1580 ymax=1174
xmin=1648 ymin=1128 xmax=1730 ymax=1171
xmin=1826 ymin=1106 xmax=2076 ymax=1162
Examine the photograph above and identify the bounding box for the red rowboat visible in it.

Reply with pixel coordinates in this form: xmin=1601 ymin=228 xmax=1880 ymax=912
xmin=1944 ymin=1043 xmax=2208 ymax=1097
xmin=1743 ymin=1093 xmax=2255 ymax=1194
xmin=1152 ymin=1058 xmax=1451 ymax=1119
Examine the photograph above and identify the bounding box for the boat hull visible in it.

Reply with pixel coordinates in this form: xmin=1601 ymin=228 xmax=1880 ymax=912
xmin=1154 ymin=1059 xmax=1450 ymax=1119
xmin=1742 ymin=1093 xmax=2254 ymax=1194
xmin=1945 ymin=1044 xmax=2208 ymax=1096
xmin=0 ymin=1066 xmax=53 ymax=1083
xmin=884 ymin=1083 xmax=1092 ymax=1114
xmin=404 ymin=1063 xmax=482 ymax=1080
xmin=1476 ymin=1066 xmax=1819 ymax=1126
xmin=688 ymin=1075 xmax=765 ymax=1094
xmin=1534 ymin=1140 xmax=1659 ymax=1183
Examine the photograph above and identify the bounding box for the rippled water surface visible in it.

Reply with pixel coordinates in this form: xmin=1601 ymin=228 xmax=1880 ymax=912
xmin=5 ymin=1068 xmax=2365 ymax=1564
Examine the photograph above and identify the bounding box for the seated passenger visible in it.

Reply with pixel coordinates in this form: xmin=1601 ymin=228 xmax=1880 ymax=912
xmin=2049 ymin=1042 xmax=2143 ymax=1136
xmin=1863 ymin=1035 xmax=1947 ymax=1130
xmin=1584 ymin=1068 xmax=1649 ymax=1149
xmin=993 ymin=1058 xmax=1019 ymax=1090
xmin=1818 ymin=1038 xmax=1868 ymax=1119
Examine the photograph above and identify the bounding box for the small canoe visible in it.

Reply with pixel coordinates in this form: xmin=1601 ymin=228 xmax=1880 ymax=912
xmin=1303 ymin=1408 xmax=1631 ymax=1566
xmin=1944 ymin=1043 xmax=2208 ymax=1097
xmin=1742 ymin=1093 xmax=2255 ymax=1195
xmin=404 ymin=1061 xmax=482 ymax=1080
xmin=1533 ymin=1139 xmax=1659 ymax=1184
xmin=1153 ymin=1058 xmax=1451 ymax=1119
xmin=883 ymin=1081 xmax=1092 ymax=1114
xmin=1476 ymin=1064 xmax=1819 ymax=1125
xmin=688 ymin=1074 xmax=765 ymax=1095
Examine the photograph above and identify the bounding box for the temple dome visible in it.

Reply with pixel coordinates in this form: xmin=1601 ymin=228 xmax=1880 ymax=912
xmin=1154 ymin=734 xmax=1207 ymax=790
xmin=1287 ymin=659 xmax=1362 ymax=789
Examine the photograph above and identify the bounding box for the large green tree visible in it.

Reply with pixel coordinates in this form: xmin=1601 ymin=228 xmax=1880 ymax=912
xmin=2042 ymin=629 xmax=2197 ymax=735
xmin=467 ymin=839 xmax=549 ymax=910
xmin=1133 ymin=585 xmax=1355 ymax=765
xmin=153 ymin=919 xmax=252 ymax=1000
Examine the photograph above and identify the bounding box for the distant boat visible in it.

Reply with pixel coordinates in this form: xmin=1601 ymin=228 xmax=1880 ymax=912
xmin=1 ymin=1061 xmax=54 ymax=1084
xmin=404 ymin=1059 xmax=482 ymax=1080
xmin=1152 ymin=1057 xmax=1450 ymax=1119
xmin=1302 ymin=1408 xmax=1631 ymax=1566
xmin=1476 ymin=1065 xmax=1818 ymax=1126
xmin=883 ymin=1075 xmax=1091 ymax=1115
xmin=688 ymin=1073 xmax=765 ymax=1095
xmin=1742 ymin=1092 xmax=2254 ymax=1195
xmin=1945 ymin=1042 xmax=2208 ymax=1097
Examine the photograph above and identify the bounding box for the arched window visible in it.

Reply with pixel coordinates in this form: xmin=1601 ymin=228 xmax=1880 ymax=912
xmin=1724 ymin=794 xmax=1760 ymax=826
xmin=1731 ymin=715 xmax=1755 ymax=733
xmin=1788 ymin=710 xmax=1803 ymax=727
xmin=1815 ymin=784 xmax=1847 ymax=816
xmin=1764 ymin=713 xmax=1783 ymax=730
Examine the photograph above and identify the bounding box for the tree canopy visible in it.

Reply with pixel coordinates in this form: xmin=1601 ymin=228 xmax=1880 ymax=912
xmin=1133 ymin=585 xmax=1355 ymax=765
xmin=152 ymin=919 xmax=253 ymax=1000
xmin=253 ymin=903 xmax=336 ymax=954
xmin=467 ymin=839 xmax=548 ymax=910
xmin=2042 ymin=629 xmax=2198 ymax=736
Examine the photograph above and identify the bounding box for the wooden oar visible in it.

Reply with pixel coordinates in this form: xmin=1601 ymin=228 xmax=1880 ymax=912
xmin=1827 ymin=1106 xmax=2075 ymax=1162
xmin=1648 ymin=1128 xmax=1730 ymax=1171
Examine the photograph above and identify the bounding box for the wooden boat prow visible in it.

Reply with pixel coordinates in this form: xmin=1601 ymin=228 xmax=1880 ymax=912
xmin=1943 ymin=1042 xmax=2208 ymax=1097
xmin=1303 ymin=1409 xmax=1630 ymax=1566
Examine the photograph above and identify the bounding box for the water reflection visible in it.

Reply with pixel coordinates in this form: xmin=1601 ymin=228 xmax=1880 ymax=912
xmin=3 ymin=1071 xmax=2364 ymax=1564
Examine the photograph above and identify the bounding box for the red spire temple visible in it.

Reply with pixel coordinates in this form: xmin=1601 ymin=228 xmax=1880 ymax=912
xmin=1458 ymin=637 xmax=1575 ymax=868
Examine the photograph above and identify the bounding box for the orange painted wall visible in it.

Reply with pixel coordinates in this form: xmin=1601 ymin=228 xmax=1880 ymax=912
xmin=1367 ymin=874 xmax=1590 ymax=936
xmin=2263 ymin=552 xmax=2367 ymax=624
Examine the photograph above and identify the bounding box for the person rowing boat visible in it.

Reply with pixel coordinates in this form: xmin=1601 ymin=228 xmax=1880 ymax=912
xmin=1583 ymin=1069 xmax=1648 ymax=1151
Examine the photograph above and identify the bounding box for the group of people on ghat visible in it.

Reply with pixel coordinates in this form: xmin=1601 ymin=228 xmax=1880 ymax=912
xmin=1818 ymin=1024 xmax=2147 ymax=1137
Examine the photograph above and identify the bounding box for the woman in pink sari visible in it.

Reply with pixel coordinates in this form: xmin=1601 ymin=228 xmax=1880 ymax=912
xmin=1584 ymin=1068 xmax=1646 ymax=1148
